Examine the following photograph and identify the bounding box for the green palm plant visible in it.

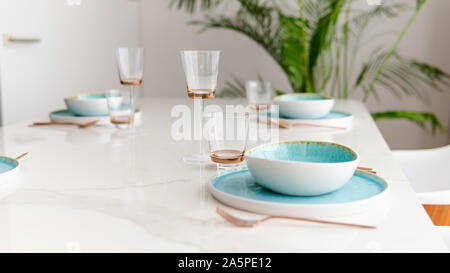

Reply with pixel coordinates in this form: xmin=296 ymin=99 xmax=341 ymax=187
xmin=170 ymin=0 xmax=449 ymax=133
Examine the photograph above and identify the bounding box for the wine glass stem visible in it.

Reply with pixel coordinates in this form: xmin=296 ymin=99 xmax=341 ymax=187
xmin=256 ymin=108 xmax=260 ymax=123
xmin=129 ymin=85 xmax=136 ymax=129
xmin=197 ymin=97 xmax=204 ymax=156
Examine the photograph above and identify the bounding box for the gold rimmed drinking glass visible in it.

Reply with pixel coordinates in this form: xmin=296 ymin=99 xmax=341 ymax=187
xmin=180 ymin=50 xmax=221 ymax=164
xmin=205 ymin=111 xmax=250 ymax=172
xmin=115 ymin=47 xmax=145 ymax=132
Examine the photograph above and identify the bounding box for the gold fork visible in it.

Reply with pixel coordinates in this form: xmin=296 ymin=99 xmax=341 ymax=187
xmin=217 ymin=207 xmax=376 ymax=229
xmin=30 ymin=120 xmax=99 ymax=128
xmin=357 ymin=166 xmax=376 ymax=174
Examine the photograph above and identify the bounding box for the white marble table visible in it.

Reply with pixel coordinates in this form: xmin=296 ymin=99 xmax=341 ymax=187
xmin=0 ymin=98 xmax=447 ymax=252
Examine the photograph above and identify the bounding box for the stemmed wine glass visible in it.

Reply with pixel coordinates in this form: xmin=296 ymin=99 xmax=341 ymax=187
xmin=246 ymin=81 xmax=272 ymax=123
xmin=114 ymin=47 xmax=145 ymax=133
xmin=180 ymin=50 xmax=221 ymax=164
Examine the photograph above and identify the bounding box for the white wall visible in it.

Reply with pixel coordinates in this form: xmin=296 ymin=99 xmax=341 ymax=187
xmin=141 ymin=0 xmax=292 ymax=97
xmin=141 ymin=0 xmax=450 ymax=149
xmin=0 ymin=0 xmax=141 ymax=124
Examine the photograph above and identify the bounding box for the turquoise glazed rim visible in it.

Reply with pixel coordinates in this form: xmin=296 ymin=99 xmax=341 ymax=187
xmin=274 ymin=93 xmax=332 ymax=102
xmin=212 ymin=169 xmax=388 ymax=205
xmin=0 ymin=156 xmax=19 ymax=174
xmin=51 ymin=109 xmax=141 ymax=117
xmin=246 ymin=141 xmax=358 ymax=164
xmin=66 ymin=93 xmax=106 ymax=100
xmin=52 ymin=109 xmax=109 ymax=117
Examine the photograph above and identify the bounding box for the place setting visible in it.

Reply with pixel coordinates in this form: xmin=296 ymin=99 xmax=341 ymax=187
xmin=207 ymin=138 xmax=388 ymax=228
xmin=29 ymin=48 xmax=145 ymax=135
xmin=272 ymin=94 xmax=353 ymax=130
xmin=197 ymin=91 xmax=387 ymax=227
xmin=177 ymin=50 xmax=386 ymax=229
xmin=189 ymin=83 xmax=388 ymax=228
xmin=244 ymin=81 xmax=353 ymax=133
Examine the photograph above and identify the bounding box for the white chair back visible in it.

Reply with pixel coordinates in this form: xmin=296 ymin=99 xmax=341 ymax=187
xmin=393 ymin=145 xmax=450 ymax=204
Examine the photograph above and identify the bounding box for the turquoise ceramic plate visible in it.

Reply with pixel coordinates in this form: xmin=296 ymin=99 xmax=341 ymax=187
xmin=50 ymin=109 xmax=142 ymax=125
xmin=263 ymin=111 xmax=353 ymax=130
xmin=275 ymin=94 xmax=331 ymax=101
xmin=209 ymin=169 xmax=389 ymax=218
xmin=0 ymin=156 xmax=19 ymax=175
xmin=267 ymin=110 xmax=351 ymax=121
xmin=52 ymin=109 xmax=108 ymax=117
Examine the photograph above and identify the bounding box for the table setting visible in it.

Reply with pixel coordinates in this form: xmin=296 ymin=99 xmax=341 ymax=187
xmin=172 ymin=50 xmax=389 ymax=227
xmin=30 ymin=48 xmax=145 ymax=130
xmin=0 ymin=48 xmax=447 ymax=252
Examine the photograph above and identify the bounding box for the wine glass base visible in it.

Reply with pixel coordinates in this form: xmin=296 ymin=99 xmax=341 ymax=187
xmin=183 ymin=154 xmax=214 ymax=165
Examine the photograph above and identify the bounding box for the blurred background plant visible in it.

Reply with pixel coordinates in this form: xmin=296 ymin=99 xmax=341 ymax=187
xmin=170 ymin=0 xmax=449 ymax=133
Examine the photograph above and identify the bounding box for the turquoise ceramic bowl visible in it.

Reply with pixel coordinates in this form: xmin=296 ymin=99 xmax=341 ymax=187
xmin=246 ymin=141 xmax=359 ymax=196
xmin=64 ymin=93 xmax=108 ymax=116
xmin=274 ymin=93 xmax=334 ymax=119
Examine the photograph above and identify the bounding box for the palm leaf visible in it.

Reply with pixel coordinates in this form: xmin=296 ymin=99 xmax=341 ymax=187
xmin=279 ymin=14 xmax=306 ymax=92
xmin=372 ymin=110 xmax=445 ymax=134
xmin=274 ymin=89 xmax=286 ymax=96
xmin=218 ymin=74 xmax=283 ymax=98
xmin=355 ymin=51 xmax=450 ymax=101
xmin=347 ymin=3 xmax=407 ymax=38
xmin=217 ymin=74 xmax=246 ymax=98
xmin=169 ymin=0 xmax=224 ymax=13
xmin=307 ymin=0 xmax=343 ymax=92
xmin=341 ymin=3 xmax=408 ymax=97
xmin=363 ymin=0 xmax=427 ymax=102
xmin=189 ymin=1 xmax=283 ymax=63
xmin=410 ymin=61 xmax=450 ymax=85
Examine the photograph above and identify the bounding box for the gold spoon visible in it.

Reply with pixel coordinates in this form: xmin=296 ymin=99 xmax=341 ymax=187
xmin=291 ymin=122 xmax=347 ymax=130
xmin=264 ymin=117 xmax=346 ymax=130
xmin=217 ymin=207 xmax=376 ymax=229
xmin=30 ymin=120 xmax=99 ymax=128
xmin=15 ymin=152 xmax=29 ymax=160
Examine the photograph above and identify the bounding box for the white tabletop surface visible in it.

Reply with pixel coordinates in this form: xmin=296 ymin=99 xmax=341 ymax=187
xmin=0 ymin=97 xmax=447 ymax=252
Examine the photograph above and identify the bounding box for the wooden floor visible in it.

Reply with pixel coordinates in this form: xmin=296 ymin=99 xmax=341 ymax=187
xmin=423 ymin=205 xmax=450 ymax=226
